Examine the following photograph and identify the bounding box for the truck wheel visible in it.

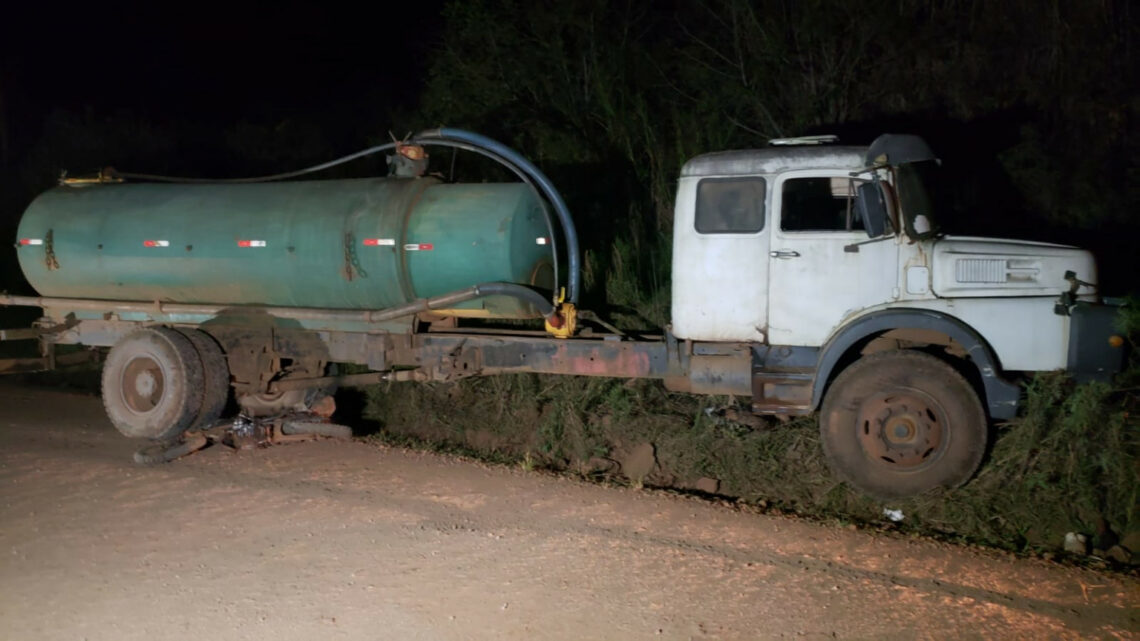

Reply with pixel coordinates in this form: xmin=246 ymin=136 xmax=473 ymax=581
xmin=176 ymin=329 xmax=231 ymax=430
xmin=101 ymin=327 xmax=204 ymax=440
xmin=819 ymin=350 xmax=987 ymax=499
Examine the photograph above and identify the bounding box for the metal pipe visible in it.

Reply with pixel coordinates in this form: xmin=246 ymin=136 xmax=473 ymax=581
xmin=416 ymin=128 xmax=581 ymax=305
xmin=271 ymin=372 xmax=391 ymax=392
xmin=0 ymin=282 xmax=555 ymax=324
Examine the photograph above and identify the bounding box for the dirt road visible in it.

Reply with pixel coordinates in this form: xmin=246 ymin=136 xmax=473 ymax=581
xmin=0 ymin=383 xmax=1135 ymax=640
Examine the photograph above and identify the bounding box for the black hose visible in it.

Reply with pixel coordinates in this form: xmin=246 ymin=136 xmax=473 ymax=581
xmin=114 ymin=142 xmax=402 ymax=183
xmin=400 ymin=138 xmax=560 ymax=304
xmin=416 ymin=129 xmax=581 ymax=305
xmin=471 ymin=282 xmax=556 ymax=318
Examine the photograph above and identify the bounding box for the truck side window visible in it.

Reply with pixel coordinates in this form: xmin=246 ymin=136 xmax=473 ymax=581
xmin=780 ymin=177 xmax=864 ymax=232
xmin=695 ymin=177 xmax=766 ymax=234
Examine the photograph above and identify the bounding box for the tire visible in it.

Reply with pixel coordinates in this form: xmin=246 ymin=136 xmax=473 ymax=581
xmin=819 ymin=350 xmax=987 ymax=499
xmin=281 ymin=421 xmax=353 ymax=439
xmin=132 ymin=432 xmax=209 ymax=465
xmin=176 ymin=329 xmax=230 ymax=430
xmin=101 ymin=327 xmax=205 ymax=440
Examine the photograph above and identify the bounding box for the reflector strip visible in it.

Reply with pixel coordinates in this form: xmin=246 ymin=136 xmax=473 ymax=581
xmin=143 ymin=240 xmax=170 ymax=247
xmin=404 ymin=243 xmax=434 ymax=251
xmin=536 ymin=237 xmax=549 ymax=245
xmin=363 ymin=238 xmax=396 ymax=246
xmin=18 ymin=238 xmax=44 ymax=246
xmin=237 ymin=240 xmax=267 ymax=248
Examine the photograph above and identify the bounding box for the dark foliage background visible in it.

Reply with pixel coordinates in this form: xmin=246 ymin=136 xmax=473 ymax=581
xmin=2 ymin=0 xmax=1136 ymax=299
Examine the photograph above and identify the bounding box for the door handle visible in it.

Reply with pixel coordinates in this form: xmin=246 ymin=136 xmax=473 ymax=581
xmin=769 ymin=250 xmax=801 ymax=259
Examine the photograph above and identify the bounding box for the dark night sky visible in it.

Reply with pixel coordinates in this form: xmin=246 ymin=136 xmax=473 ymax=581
xmin=1 ymin=3 xmax=446 ymax=164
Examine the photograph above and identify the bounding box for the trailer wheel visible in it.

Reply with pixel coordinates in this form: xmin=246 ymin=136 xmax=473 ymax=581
xmin=819 ymin=350 xmax=987 ymax=499
xmin=176 ymin=329 xmax=231 ymax=430
xmin=101 ymin=327 xmax=204 ymax=440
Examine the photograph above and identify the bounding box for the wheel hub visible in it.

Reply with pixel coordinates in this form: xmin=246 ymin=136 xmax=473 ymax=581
xmin=856 ymin=391 xmax=946 ymax=470
xmin=121 ymin=356 xmax=165 ymax=413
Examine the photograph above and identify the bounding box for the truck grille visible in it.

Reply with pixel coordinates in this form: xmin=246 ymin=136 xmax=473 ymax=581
xmin=956 ymin=258 xmax=1006 ymax=283
xmin=955 ymin=258 xmax=1040 ymax=284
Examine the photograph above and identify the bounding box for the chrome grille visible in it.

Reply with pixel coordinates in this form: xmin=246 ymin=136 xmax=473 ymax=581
xmin=955 ymin=258 xmax=1006 ymax=283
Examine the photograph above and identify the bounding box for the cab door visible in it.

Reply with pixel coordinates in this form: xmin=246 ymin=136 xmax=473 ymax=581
xmin=767 ymin=171 xmax=899 ymax=346
xmin=671 ymin=175 xmax=771 ymax=342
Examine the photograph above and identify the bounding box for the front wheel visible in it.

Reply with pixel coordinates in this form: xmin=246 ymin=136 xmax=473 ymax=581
xmin=819 ymin=350 xmax=988 ymax=499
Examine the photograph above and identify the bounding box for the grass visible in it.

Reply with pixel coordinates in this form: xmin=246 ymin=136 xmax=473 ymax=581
xmin=362 ymin=300 xmax=1140 ymax=557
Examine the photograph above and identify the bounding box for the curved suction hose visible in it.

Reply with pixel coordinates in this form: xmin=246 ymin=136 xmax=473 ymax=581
xmin=402 ymin=138 xmax=561 ymax=309
xmin=113 ymin=142 xmax=403 ymax=184
xmin=415 ymin=129 xmax=581 ymax=306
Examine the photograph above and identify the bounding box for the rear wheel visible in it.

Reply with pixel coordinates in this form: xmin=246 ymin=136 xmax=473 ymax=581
xmin=102 ymin=327 xmax=204 ymax=440
xmin=176 ymin=329 xmax=230 ymax=430
xmin=819 ymin=350 xmax=987 ymax=499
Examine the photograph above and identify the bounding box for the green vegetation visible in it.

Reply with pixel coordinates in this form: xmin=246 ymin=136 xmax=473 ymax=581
xmin=365 ymin=353 xmax=1139 ymax=556
xmin=366 ymin=307 xmax=1140 ymax=557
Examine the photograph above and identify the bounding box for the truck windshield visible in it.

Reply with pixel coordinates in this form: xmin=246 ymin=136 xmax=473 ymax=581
xmin=895 ymin=160 xmax=940 ymax=239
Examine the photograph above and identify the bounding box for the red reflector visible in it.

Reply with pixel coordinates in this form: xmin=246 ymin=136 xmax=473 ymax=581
xmin=418 ymin=243 xmax=434 ymax=251
xmin=143 ymin=240 xmax=169 ymax=248
xmin=237 ymin=240 xmax=251 ymax=248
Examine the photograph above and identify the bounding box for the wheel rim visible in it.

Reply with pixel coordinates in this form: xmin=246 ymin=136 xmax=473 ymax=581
xmin=121 ymin=356 xmax=165 ymax=413
xmin=855 ymin=387 xmax=948 ymax=471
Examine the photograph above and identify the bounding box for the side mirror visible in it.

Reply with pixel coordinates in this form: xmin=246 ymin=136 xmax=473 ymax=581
xmin=855 ymin=182 xmax=889 ymax=238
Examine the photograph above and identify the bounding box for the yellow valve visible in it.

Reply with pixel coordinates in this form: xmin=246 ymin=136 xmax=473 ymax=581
xmin=545 ymin=302 xmax=577 ymax=339
xmin=1109 ymin=335 xmax=1125 ymax=348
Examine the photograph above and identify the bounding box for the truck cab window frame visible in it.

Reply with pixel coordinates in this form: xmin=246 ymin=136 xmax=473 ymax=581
xmin=779 ymin=175 xmax=867 ymax=233
xmin=694 ymin=177 xmax=766 ymax=235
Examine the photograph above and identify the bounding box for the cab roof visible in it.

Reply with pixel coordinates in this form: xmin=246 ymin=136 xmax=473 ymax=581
xmin=680 ymin=145 xmax=866 ymax=178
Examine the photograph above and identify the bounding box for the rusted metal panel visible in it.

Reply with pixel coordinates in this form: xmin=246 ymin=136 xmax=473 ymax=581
xmin=410 ymin=334 xmax=673 ymax=381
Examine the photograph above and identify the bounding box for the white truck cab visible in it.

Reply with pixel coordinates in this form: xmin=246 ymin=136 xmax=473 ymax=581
xmin=669 ymin=134 xmax=1123 ymax=497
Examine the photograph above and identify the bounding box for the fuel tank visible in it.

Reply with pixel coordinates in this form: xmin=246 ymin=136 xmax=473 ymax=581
xmin=16 ymin=177 xmax=554 ymax=317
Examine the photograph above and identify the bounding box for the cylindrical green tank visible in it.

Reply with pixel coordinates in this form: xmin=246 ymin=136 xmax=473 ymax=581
xmin=16 ymin=177 xmax=554 ymax=318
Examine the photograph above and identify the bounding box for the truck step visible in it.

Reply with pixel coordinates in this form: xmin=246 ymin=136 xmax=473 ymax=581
xmin=751 ymin=369 xmax=813 ymax=415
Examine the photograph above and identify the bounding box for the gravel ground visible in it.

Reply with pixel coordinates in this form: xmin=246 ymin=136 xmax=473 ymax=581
xmin=1 ymin=383 xmax=1136 ymax=640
